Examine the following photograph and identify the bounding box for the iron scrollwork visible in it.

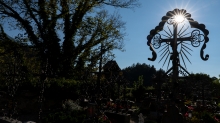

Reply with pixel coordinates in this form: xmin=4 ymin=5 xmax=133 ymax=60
xmin=190 ymin=30 xmax=205 ymax=47
xmin=147 ymin=9 xmax=209 ymax=61
xmin=147 ymin=9 xmax=209 ymax=72
xmin=167 ymin=17 xmax=176 ymax=25
xmin=152 ymin=33 xmax=162 ymax=49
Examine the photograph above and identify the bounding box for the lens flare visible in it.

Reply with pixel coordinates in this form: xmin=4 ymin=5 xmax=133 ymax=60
xmin=174 ymin=15 xmax=185 ymax=23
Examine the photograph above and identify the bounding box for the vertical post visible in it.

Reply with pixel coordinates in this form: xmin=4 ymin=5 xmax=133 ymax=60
xmin=173 ymin=24 xmax=178 ymax=82
xmin=172 ymin=24 xmax=178 ymax=102
xmin=97 ymin=43 xmax=103 ymax=97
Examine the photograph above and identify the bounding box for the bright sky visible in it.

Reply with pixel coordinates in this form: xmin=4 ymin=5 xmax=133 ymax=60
xmin=2 ymin=0 xmax=220 ymax=78
xmin=112 ymin=0 xmax=220 ymax=78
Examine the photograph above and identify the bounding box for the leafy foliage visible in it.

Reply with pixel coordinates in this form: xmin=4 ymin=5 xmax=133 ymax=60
xmin=42 ymin=109 xmax=86 ymax=123
xmin=191 ymin=111 xmax=217 ymax=123
xmin=42 ymin=99 xmax=86 ymax=123
xmin=0 ymin=26 xmax=41 ymax=90
xmin=132 ymin=75 xmax=147 ymax=101
xmin=122 ymin=63 xmax=157 ymax=86
xmin=0 ymin=0 xmax=139 ymax=78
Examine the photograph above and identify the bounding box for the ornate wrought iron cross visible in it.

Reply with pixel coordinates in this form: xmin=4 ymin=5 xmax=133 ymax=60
xmin=147 ymin=9 xmax=209 ymax=79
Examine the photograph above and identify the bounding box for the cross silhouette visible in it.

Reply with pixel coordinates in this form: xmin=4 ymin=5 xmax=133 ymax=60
xmin=147 ymin=9 xmax=209 ymax=77
xmin=157 ymin=29 xmax=192 ymax=76
xmin=147 ymin=8 xmax=209 ymax=123
xmin=152 ymin=23 xmax=205 ymax=77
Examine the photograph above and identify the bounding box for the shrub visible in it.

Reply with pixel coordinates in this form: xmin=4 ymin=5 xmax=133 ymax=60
xmin=191 ymin=111 xmax=217 ymax=123
xmin=42 ymin=100 xmax=86 ymax=123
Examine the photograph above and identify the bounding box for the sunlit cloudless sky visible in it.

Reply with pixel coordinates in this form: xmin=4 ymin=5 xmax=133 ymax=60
xmin=2 ymin=0 xmax=220 ymax=78
xmin=111 ymin=0 xmax=220 ymax=78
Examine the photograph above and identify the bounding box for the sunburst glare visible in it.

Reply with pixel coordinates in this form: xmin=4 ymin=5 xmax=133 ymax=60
xmin=174 ymin=15 xmax=185 ymax=23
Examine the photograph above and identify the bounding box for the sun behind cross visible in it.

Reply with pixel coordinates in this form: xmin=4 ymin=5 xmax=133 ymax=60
xmin=174 ymin=15 xmax=185 ymax=23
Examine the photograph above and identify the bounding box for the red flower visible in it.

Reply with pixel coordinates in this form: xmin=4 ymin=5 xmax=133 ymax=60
xmin=188 ymin=106 xmax=194 ymax=110
xmin=214 ymin=116 xmax=220 ymax=122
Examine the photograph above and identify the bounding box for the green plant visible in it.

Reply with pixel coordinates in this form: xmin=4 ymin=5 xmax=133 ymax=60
xmin=98 ymin=114 xmax=111 ymax=123
xmin=191 ymin=111 xmax=217 ymax=123
xmin=201 ymin=111 xmax=216 ymax=123
xmin=42 ymin=110 xmax=86 ymax=123
xmin=184 ymin=100 xmax=192 ymax=106
xmin=42 ymin=100 xmax=86 ymax=123
xmin=190 ymin=116 xmax=200 ymax=123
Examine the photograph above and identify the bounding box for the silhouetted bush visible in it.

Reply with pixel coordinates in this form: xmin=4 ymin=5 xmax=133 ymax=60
xmin=42 ymin=100 xmax=86 ymax=123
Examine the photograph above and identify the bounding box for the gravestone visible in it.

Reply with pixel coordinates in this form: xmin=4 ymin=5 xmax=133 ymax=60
xmin=0 ymin=116 xmax=37 ymax=123
xmin=161 ymin=105 xmax=186 ymax=123
xmin=138 ymin=113 xmax=144 ymax=123
xmin=0 ymin=117 xmax=20 ymax=123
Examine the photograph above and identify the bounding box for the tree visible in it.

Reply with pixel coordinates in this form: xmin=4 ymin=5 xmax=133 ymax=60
xmin=183 ymin=73 xmax=213 ymax=103
xmin=211 ymin=75 xmax=220 ymax=98
xmin=122 ymin=63 xmax=158 ymax=86
xmin=0 ymin=0 xmax=139 ymax=78
xmin=132 ymin=75 xmax=146 ymax=101
xmin=0 ymin=25 xmax=41 ymax=90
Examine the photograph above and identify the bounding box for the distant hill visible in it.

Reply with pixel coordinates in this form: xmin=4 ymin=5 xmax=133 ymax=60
xmin=122 ymin=63 xmax=165 ymax=86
